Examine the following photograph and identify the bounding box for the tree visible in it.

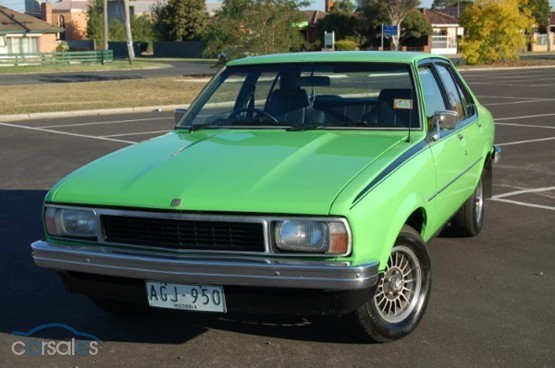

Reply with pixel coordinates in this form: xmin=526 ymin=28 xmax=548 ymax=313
xmin=459 ymin=0 xmax=534 ymax=65
xmin=356 ymin=2 xmax=388 ymax=48
xmin=86 ymin=0 xmax=104 ymax=46
xmin=362 ymin=0 xmax=420 ymax=50
xmin=202 ymin=0 xmax=307 ymax=64
xmin=331 ymin=0 xmax=356 ymax=13
xmin=152 ymin=0 xmax=208 ymax=41
xmin=87 ymin=1 xmax=154 ymax=46
xmin=522 ymin=0 xmax=551 ymax=32
xmin=401 ymin=9 xmax=432 ymax=41
xmin=316 ymin=11 xmax=365 ymax=44
xmin=431 ymin=0 xmax=469 ymax=9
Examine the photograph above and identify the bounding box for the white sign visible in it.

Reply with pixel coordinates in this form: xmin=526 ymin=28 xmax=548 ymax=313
xmin=324 ymin=31 xmax=335 ymax=49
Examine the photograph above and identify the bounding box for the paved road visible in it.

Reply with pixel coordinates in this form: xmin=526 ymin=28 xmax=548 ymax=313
xmin=0 ymin=60 xmax=217 ymax=86
xmin=0 ymin=68 xmax=553 ymax=368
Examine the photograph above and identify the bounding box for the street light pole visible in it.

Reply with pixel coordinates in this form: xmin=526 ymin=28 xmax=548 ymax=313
xmin=103 ymin=0 xmax=108 ymax=50
xmin=123 ymin=0 xmax=135 ymax=64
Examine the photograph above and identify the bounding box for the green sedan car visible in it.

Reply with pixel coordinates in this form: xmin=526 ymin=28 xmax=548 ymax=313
xmin=31 ymin=52 xmax=499 ymax=342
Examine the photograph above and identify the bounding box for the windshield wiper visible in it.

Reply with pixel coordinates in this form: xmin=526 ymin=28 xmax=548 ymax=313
xmin=186 ymin=120 xmax=224 ymax=132
xmin=330 ymin=120 xmax=369 ymax=127
xmin=286 ymin=124 xmax=326 ymax=131
xmin=187 ymin=118 xmax=269 ymax=132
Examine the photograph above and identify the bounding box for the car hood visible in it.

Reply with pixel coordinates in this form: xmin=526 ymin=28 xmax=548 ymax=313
xmin=47 ymin=130 xmax=405 ymax=214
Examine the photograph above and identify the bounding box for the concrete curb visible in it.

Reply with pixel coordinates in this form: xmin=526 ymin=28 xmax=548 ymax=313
xmin=0 ymin=105 xmax=187 ymax=122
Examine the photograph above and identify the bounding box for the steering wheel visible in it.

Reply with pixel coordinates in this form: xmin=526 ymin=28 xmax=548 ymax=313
xmin=228 ymin=108 xmax=279 ymax=124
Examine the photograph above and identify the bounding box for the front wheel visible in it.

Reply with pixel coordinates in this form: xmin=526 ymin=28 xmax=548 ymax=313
xmin=345 ymin=225 xmax=432 ymax=343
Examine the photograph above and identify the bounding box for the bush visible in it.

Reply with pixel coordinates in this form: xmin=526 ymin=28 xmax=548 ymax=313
xmin=334 ymin=39 xmax=357 ymax=51
xmin=56 ymin=41 xmax=69 ymax=52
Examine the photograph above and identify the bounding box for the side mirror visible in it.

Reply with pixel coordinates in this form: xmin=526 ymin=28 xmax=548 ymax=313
xmin=431 ymin=110 xmax=458 ymax=141
xmin=174 ymin=108 xmax=187 ymax=124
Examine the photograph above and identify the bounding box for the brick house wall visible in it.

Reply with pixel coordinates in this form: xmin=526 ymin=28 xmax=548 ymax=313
xmin=39 ymin=33 xmax=58 ymax=52
xmin=52 ymin=11 xmax=89 ymax=41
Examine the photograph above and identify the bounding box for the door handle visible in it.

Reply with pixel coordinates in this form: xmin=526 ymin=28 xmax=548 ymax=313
xmin=477 ymin=122 xmax=482 ymax=128
xmin=457 ymin=134 xmax=464 ymax=140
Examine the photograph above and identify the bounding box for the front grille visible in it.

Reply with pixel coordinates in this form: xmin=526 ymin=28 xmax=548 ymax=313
xmin=101 ymin=215 xmax=265 ymax=252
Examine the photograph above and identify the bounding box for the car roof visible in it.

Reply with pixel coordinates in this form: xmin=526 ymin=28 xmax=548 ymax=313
xmin=227 ymin=51 xmax=447 ymax=67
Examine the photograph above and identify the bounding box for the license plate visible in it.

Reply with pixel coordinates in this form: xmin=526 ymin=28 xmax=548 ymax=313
xmin=145 ymin=281 xmax=227 ymax=313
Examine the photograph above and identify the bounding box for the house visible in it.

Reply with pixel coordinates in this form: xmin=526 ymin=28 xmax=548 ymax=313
xmin=421 ymin=8 xmax=463 ymax=55
xmin=26 ymin=0 xmax=91 ymax=41
xmin=300 ymin=10 xmax=326 ymax=44
xmin=49 ymin=0 xmax=91 ymax=41
xmin=0 ymin=4 xmax=62 ymax=55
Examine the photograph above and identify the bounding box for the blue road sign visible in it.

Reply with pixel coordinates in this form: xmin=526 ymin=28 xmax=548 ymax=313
xmin=383 ymin=25 xmax=398 ymax=37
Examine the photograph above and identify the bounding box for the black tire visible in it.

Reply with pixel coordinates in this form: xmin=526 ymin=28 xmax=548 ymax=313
xmin=451 ymin=176 xmax=484 ymax=237
xmin=89 ymin=297 xmax=150 ymax=315
xmin=345 ymin=225 xmax=432 ymax=343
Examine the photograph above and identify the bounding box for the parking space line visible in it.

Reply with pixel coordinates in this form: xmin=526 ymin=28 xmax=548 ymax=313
xmin=0 ymin=122 xmax=135 ymax=145
xmin=102 ymin=130 xmax=170 ymax=138
xmin=42 ymin=117 xmax=169 ymax=129
xmin=476 ymin=95 xmax=550 ymax=100
xmin=470 ymin=82 xmax=555 ymax=87
xmin=496 ymin=123 xmax=555 ymax=129
xmin=496 ymin=113 xmax=555 ymax=121
xmin=490 ymin=186 xmax=555 ymax=211
xmin=496 ymin=136 xmax=555 ymax=146
xmin=492 ymin=186 xmax=555 ymax=199
xmin=484 ymin=99 xmax=554 ymax=107
xmin=490 ymin=198 xmax=555 ymax=211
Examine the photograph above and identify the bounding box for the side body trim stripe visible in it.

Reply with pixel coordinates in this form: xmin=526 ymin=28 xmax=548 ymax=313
xmin=427 ymin=156 xmax=483 ymax=202
xmin=351 ymin=140 xmax=428 ymax=208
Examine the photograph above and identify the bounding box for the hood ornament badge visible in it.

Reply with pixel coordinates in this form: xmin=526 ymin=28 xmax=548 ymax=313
xmin=170 ymin=198 xmax=181 ymax=207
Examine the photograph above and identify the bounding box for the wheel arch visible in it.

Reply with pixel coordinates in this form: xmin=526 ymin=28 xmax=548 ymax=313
xmin=405 ymin=207 xmax=427 ymax=236
xmin=375 ymin=195 xmax=429 ymax=271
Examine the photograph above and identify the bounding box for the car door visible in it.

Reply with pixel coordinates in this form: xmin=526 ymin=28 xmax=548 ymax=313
xmin=434 ymin=62 xmax=484 ymax=201
xmin=418 ymin=63 xmax=467 ymax=228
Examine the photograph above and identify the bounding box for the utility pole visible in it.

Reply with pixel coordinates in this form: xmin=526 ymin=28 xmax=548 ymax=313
xmin=123 ymin=0 xmax=135 ymax=64
xmin=103 ymin=0 xmax=108 ymax=50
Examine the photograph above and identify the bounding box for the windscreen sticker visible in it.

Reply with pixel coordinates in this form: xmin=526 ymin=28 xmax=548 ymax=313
xmin=394 ymin=99 xmax=413 ymax=110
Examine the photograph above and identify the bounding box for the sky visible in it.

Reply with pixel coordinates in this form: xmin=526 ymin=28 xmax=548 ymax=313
xmin=0 ymin=0 xmax=554 ymax=15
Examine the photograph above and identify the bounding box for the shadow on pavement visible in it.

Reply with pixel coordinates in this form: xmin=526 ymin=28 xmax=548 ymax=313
xmin=0 ymin=190 xmax=360 ymax=345
xmin=37 ymin=74 xmax=143 ymax=84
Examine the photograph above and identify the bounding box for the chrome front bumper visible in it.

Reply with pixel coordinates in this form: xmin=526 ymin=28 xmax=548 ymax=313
xmin=31 ymin=241 xmax=379 ymax=290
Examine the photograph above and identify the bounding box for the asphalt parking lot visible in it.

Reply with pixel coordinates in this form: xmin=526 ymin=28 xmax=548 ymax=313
xmin=0 ymin=67 xmax=554 ymax=368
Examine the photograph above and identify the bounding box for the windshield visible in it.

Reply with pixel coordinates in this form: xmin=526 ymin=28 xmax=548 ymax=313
xmin=178 ymin=62 xmax=419 ymax=130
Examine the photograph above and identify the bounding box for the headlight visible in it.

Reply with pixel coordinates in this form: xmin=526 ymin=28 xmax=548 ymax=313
xmin=273 ymin=220 xmax=349 ymax=255
xmin=45 ymin=207 xmax=98 ymax=238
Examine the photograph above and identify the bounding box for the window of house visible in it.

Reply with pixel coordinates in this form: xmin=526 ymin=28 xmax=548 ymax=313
xmin=7 ymin=36 xmax=39 ymax=54
xmin=59 ymin=16 xmax=66 ymax=40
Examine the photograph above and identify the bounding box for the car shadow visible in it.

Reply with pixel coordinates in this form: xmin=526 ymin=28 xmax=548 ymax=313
xmin=0 ymin=189 xmax=362 ymax=345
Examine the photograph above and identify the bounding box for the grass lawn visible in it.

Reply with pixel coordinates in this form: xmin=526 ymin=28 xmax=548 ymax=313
xmin=0 ymin=77 xmax=207 ymax=115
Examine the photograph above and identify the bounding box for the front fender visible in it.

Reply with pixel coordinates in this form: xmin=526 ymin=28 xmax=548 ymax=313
xmin=332 ymin=143 xmax=435 ymax=271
